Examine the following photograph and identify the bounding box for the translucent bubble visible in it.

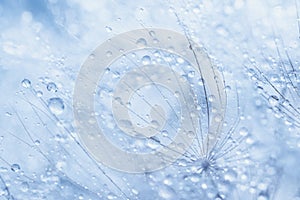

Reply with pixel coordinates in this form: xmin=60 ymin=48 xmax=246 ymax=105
xmin=11 ymin=163 xmax=20 ymax=172
xmin=142 ymin=55 xmax=151 ymax=65
xmin=47 ymin=82 xmax=58 ymax=92
xmin=21 ymin=79 xmax=31 ymax=88
xmin=48 ymin=97 xmax=64 ymax=115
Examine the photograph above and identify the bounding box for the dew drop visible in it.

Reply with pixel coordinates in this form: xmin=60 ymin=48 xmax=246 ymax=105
xmin=48 ymin=97 xmax=64 ymax=115
xmin=107 ymin=192 xmax=117 ymax=200
xmin=158 ymin=186 xmax=175 ymax=199
xmin=239 ymin=127 xmax=249 ymax=136
xmin=268 ymin=95 xmax=279 ymax=107
xmin=257 ymin=194 xmax=269 ymax=200
xmin=5 ymin=112 xmax=12 ymax=117
xmin=190 ymin=174 xmax=200 ymax=183
xmin=11 ymin=164 xmax=20 ymax=172
xmin=136 ymin=38 xmax=147 ymax=46
xmin=188 ymin=71 xmax=195 ymax=78
xmin=149 ymin=30 xmax=155 ymax=37
xmin=105 ymin=26 xmax=112 ymax=32
xmin=47 ymin=82 xmax=58 ymax=92
xmin=35 ymin=90 xmax=43 ymax=97
xmin=176 ymin=57 xmax=185 ymax=64
xmin=119 ymin=119 xmax=132 ymax=128
xmin=106 ymin=51 xmax=112 ymax=57
xmin=20 ymin=181 xmax=29 ymax=192
xmin=34 ymin=140 xmax=40 ymax=145
xmin=21 ymin=79 xmax=31 ymax=88
xmin=142 ymin=55 xmax=151 ymax=65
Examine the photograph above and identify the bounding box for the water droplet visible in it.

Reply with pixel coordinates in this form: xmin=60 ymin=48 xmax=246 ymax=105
xmin=158 ymin=186 xmax=175 ymax=199
xmin=257 ymin=194 xmax=269 ymax=200
xmin=136 ymin=38 xmax=147 ymax=46
xmin=201 ymin=183 xmax=208 ymax=189
xmin=106 ymin=51 xmax=112 ymax=57
xmin=142 ymin=55 xmax=151 ymax=65
xmin=239 ymin=127 xmax=249 ymax=136
xmin=268 ymin=95 xmax=279 ymax=107
xmin=89 ymin=54 xmax=95 ymax=59
xmin=224 ymin=169 xmax=237 ymax=182
xmin=5 ymin=112 xmax=12 ymax=117
xmin=48 ymin=97 xmax=64 ymax=115
xmin=20 ymin=181 xmax=29 ymax=192
xmin=21 ymin=79 xmax=31 ymax=88
xmin=131 ymin=188 xmax=139 ymax=195
xmin=176 ymin=57 xmax=184 ymax=64
xmin=11 ymin=164 xmax=20 ymax=172
xmin=107 ymin=192 xmax=117 ymax=200
xmin=208 ymin=95 xmax=216 ymax=102
xmin=47 ymin=82 xmax=58 ymax=92
xmin=190 ymin=174 xmax=200 ymax=183
xmin=149 ymin=30 xmax=155 ymax=37
xmin=34 ymin=140 xmax=40 ymax=145
xmin=119 ymin=119 xmax=132 ymax=129
xmin=188 ymin=71 xmax=195 ymax=78
xmin=35 ymin=90 xmax=43 ymax=97
xmin=78 ymin=194 xmax=84 ymax=200
xmin=105 ymin=26 xmax=112 ymax=32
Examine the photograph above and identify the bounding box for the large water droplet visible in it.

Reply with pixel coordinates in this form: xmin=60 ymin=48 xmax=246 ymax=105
xmin=47 ymin=82 xmax=58 ymax=92
xmin=21 ymin=79 xmax=31 ymax=88
xmin=142 ymin=55 xmax=151 ymax=65
xmin=11 ymin=163 xmax=20 ymax=172
xmin=48 ymin=97 xmax=64 ymax=115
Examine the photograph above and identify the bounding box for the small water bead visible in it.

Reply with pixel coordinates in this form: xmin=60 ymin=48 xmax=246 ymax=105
xmin=21 ymin=79 xmax=31 ymax=88
xmin=89 ymin=54 xmax=95 ymax=59
xmin=158 ymin=186 xmax=176 ymax=199
xmin=208 ymin=95 xmax=216 ymax=102
xmin=34 ymin=140 xmax=40 ymax=145
xmin=149 ymin=30 xmax=155 ymax=37
xmin=176 ymin=57 xmax=185 ymax=64
xmin=239 ymin=127 xmax=249 ymax=136
xmin=142 ymin=55 xmax=151 ymax=65
xmin=106 ymin=51 xmax=112 ymax=57
xmin=48 ymin=97 xmax=64 ymax=115
xmin=136 ymin=38 xmax=147 ymax=47
xmin=35 ymin=90 xmax=43 ymax=97
xmin=107 ymin=193 xmax=117 ymax=200
xmin=11 ymin=164 xmax=20 ymax=172
xmin=188 ymin=71 xmax=195 ymax=78
xmin=268 ymin=95 xmax=279 ymax=107
xmin=47 ymin=82 xmax=58 ymax=92
xmin=20 ymin=181 xmax=29 ymax=192
xmin=5 ymin=112 xmax=12 ymax=117
xmin=257 ymin=194 xmax=269 ymax=200
xmin=105 ymin=26 xmax=112 ymax=32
